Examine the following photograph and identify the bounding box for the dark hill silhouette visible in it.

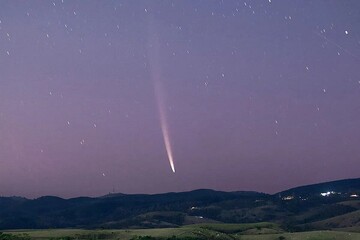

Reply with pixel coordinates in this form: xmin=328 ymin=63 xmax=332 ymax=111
xmin=0 ymin=178 xmax=359 ymax=230
xmin=277 ymin=178 xmax=360 ymax=197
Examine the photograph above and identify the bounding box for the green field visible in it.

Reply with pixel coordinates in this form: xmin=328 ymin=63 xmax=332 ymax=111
xmin=3 ymin=223 xmax=360 ymax=240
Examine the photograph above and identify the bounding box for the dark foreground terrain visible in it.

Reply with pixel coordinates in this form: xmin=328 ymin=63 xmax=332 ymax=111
xmin=1 ymin=178 xmax=360 ymax=239
xmin=3 ymin=223 xmax=360 ymax=240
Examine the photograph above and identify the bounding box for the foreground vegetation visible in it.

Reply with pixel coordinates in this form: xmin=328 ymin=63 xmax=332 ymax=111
xmin=4 ymin=223 xmax=360 ymax=240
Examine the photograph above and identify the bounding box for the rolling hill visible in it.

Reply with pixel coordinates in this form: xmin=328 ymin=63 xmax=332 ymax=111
xmin=0 ymin=178 xmax=359 ymax=231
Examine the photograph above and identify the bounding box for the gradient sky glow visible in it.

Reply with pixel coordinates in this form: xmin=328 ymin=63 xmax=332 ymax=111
xmin=0 ymin=0 xmax=359 ymax=198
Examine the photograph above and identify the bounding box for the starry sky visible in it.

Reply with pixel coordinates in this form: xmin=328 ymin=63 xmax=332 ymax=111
xmin=0 ymin=0 xmax=359 ymax=198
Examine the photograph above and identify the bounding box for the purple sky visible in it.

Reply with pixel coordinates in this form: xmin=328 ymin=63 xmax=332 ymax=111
xmin=0 ymin=0 xmax=359 ymax=198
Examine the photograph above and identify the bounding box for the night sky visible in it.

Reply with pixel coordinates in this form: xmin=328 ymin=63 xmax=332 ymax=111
xmin=1 ymin=0 xmax=359 ymax=198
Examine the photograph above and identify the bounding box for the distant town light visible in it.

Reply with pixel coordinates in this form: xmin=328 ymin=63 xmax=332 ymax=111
xmin=320 ymin=191 xmax=336 ymax=197
xmin=282 ymin=196 xmax=294 ymax=200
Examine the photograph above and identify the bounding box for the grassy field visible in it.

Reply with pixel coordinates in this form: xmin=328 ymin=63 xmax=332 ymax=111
xmin=4 ymin=223 xmax=360 ymax=240
xmin=239 ymin=231 xmax=360 ymax=240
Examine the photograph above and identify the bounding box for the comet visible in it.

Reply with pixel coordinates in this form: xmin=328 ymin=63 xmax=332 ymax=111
xmin=154 ymin=81 xmax=176 ymax=173
xmin=147 ymin=17 xmax=176 ymax=173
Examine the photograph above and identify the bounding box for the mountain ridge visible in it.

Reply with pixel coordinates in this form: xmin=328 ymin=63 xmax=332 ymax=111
xmin=2 ymin=178 xmax=359 ymax=200
xmin=0 ymin=178 xmax=359 ymax=230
